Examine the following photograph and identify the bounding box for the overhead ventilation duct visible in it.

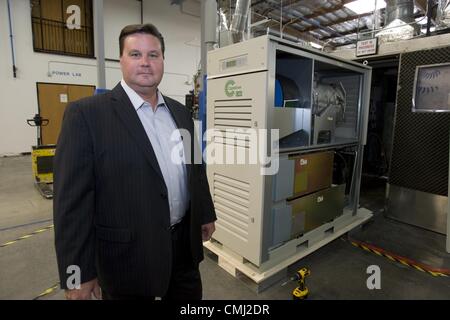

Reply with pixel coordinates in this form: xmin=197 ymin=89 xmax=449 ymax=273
xmin=219 ymin=8 xmax=229 ymax=31
xmin=436 ymin=0 xmax=450 ymax=29
xmin=230 ymin=0 xmax=250 ymax=43
xmin=385 ymin=0 xmax=414 ymax=25
xmin=219 ymin=0 xmax=250 ymax=47
xmin=218 ymin=8 xmax=232 ymax=47
xmin=377 ymin=0 xmax=418 ymax=43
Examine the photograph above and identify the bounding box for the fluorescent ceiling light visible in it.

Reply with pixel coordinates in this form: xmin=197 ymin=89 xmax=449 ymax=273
xmin=309 ymin=42 xmax=323 ymax=49
xmin=344 ymin=0 xmax=386 ymax=15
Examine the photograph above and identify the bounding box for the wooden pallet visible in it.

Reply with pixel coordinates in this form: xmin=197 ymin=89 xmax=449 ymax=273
xmin=203 ymin=207 xmax=373 ymax=293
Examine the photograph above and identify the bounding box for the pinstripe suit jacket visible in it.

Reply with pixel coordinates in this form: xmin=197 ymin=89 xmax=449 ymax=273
xmin=53 ymin=83 xmax=216 ymax=296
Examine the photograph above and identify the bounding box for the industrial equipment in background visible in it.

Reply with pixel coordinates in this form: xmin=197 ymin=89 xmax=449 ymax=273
xmin=274 ymin=74 xmax=347 ymax=146
xmin=385 ymin=46 xmax=450 ymax=235
xmin=331 ymin=12 xmax=450 ymax=252
xmin=204 ymin=35 xmax=372 ymax=291
xmin=311 ymin=78 xmax=346 ymax=144
xmin=186 ymin=70 xmax=202 ymax=119
xmin=28 ymin=84 xmax=96 ymax=199
xmin=292 ymin=267 xmax=310 ymax=300
xmin=27 ymin=114 xmax=55 ymax=199
xmin=185 ymin=89 xmax=196 ymax=116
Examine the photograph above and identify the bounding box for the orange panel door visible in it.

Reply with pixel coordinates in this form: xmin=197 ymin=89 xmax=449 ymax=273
xmin=37 ymin=83 xmax=95 ymax=145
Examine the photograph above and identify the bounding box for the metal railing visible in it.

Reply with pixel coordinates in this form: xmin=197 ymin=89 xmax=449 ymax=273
xmin=31 ymin=16 xmax=94 ymax=57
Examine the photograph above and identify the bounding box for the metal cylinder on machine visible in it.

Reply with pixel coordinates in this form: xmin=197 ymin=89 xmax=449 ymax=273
xmin=274 ymin=74 xmax=307 ymax=108
xmin=312 ymin=82 xmax=346 ymax=119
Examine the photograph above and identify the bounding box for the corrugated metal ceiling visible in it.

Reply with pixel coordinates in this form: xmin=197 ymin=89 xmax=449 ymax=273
xmin=218 ymin=0 xmax=430 ymax=48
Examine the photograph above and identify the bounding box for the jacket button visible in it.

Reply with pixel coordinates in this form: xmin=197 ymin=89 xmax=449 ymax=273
xmin=160 ymin=193 xmax=167 ymax=200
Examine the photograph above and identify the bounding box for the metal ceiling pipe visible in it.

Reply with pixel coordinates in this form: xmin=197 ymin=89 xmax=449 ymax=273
xmin=200 ymin=0 xmax=217 ymax=89
xmin=94 ymin=0 xmax=106 ymax=90
xmin=218 ymin=7 xmax=232 ymax=47
xmin=7 ymin=0 xmax=17 ymax=78
xmin=219 ymin=8 xmax=229 ymax=31
xmin=230 ymin=0 xmax=250 ymax=43
xmin=385 ymin=0 xmax=415 ymax=24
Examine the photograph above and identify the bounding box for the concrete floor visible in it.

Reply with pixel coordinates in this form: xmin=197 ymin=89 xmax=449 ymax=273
xmin=0 ymin=155 xmax=449 ymax=300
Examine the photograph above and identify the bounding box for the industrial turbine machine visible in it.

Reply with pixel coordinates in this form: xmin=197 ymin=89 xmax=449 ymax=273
xmin=205 ymin=36 xmax=372 ymax=288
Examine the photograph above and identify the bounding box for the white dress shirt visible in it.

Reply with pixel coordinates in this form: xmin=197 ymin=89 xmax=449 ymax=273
xmin=121 ymin=79 xmax=189 ymax=226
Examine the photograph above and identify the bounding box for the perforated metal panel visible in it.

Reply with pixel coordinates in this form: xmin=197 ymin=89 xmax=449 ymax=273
xmin=389 ymin=46 xmax=450 ymax=196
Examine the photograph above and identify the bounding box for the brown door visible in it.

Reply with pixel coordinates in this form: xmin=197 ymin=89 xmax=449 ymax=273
xmin=37 ymin=83 xmax=95 ymax=145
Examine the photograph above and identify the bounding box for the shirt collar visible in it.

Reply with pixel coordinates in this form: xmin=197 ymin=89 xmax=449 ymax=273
xmin=120 ymin=79 xmax=166 ymax=111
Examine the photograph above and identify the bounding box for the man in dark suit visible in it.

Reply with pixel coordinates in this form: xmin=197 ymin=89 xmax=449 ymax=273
xmin=53 ymin=23 xmax=216 ymax=300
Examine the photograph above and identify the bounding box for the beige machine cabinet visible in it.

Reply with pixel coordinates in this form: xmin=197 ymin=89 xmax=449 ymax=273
xmin=207 ymin=35 xmax=372 ymax=268
xmin=206 ymin=71 xmax=268 ymax=265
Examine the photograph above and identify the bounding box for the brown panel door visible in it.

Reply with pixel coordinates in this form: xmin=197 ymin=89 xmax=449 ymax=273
xmin=68 ymin=84 xmax=95 ymax=103
xmin=37 ymin=83 xmax=95 ymax=145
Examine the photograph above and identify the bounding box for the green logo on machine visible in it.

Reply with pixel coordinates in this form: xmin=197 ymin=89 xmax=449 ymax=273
xmin=225 ymin=80 xmax=243 ymax=97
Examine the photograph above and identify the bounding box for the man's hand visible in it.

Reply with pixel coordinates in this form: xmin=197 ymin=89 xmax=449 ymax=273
xmin=201 ymin=222 xmax=215 ymax=241
xmin=65 ymin=278 xmax=101 ymax=300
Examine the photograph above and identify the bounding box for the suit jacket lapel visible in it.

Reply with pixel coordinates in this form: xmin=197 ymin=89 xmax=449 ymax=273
xmin=110 ymin=84 xmax=166 ymax=185
xmin=164 ymin=96 xmax=192 ymax=184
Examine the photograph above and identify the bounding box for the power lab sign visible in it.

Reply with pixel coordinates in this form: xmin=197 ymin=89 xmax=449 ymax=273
xmin=356 ymin=38 xmax=378 ymax=57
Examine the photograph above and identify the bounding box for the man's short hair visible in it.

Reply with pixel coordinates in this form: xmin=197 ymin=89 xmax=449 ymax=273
xmin=119 ymin=23 xmax=165 ymax=57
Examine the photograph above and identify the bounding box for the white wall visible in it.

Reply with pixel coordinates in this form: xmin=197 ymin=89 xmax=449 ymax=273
xmin=143 ymin=0 xmax=201 ymax=99
xmin=103 ymin=0 xmax=141 ymax=60
xmin=0 ymin=0 xmax=201 ymax=155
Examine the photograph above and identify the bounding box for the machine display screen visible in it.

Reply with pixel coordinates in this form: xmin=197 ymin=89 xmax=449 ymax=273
xmin=226 ymin=60 xmax=237 ymax=68
xmin=221 ymin=55 xmax=247 ymax=71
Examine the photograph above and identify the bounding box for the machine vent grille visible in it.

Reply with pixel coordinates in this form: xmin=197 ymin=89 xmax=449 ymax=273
xmin=390 ymin=47 xmax=450 ymax=196
xmin=213 ymin=99 xmax=253 ymax=148
xmin=213 ymin=173 xmax=250 ymax=242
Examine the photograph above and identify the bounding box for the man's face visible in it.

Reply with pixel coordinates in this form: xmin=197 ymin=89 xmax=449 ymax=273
xmin=120 ymin=33 xmax=164 ymax=93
